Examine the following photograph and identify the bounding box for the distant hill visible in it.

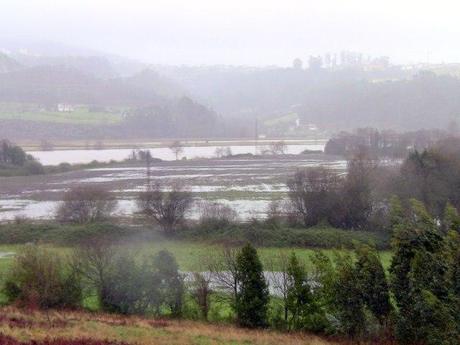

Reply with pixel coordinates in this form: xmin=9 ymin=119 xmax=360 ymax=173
xmin=0 ymin=63 xmax=223 ymax=140
xmin=0 ymin=65 xmax=183 ymax=106
xmin=298 ymin=71 xmax=460 ymax=131
xmin=122 ymin=69 xmax=186 ymax=99
xmin=156 ymin=64 xmax=411 ymax=121
xmin=12 ymin=55 xmax=118 ymax=79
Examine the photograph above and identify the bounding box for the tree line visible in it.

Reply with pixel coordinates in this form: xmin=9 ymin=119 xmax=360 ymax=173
xmin=324 ymin=127 xmax=453 ymax=158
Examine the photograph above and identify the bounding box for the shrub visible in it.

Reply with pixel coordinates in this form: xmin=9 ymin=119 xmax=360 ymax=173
xmin=100 ymin=254 xmax=149 ymax=315
xmin=0 ymin=222 xmax=134 ymax=245
xmin=24 ymin=160 xmax=45 ymax=175
xmin=56 ymin=186 xmax=116 ymax=224
xmin=183 ymin=224 xmax=390 ymax=249
xmin=4 ymin=245 xmax=81 ymax=309
xmin=137 ymin=183 xmax=193 ymax=235
xmin=198 ymin=201 xmax=238 ymax=229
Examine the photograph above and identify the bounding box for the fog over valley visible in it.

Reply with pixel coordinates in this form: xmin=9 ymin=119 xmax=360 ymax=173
xmin=0 ymin=2 xmax=460 ymax=345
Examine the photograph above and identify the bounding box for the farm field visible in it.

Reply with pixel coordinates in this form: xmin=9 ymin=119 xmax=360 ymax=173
xmin=0 ymin=103 xmax=124 ymax=125
xmin=0 ymin=241 xmax=393 ymax=274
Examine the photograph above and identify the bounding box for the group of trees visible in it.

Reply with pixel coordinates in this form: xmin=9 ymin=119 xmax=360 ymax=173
xmin=287 ymin=149 xmax=376 ymax=229
xmin=388 ymin=198 xmax=460 ymax=344
xmin=207 ymin=201 xmax=459 ymax=344
xmin=289 ymin=137 xmax=460 ymax=231
xmin=324 ymin=127 xmax=450 ymax=158
xmin=0 ymin=139 xmax=44 ymax=175
xmin=123 ymin=97 xmax=220 ymax=139
xmin=4 ymin=243 xmax=184 ymax=316
xmin=6 ymin=206 xmax=458 ymax=344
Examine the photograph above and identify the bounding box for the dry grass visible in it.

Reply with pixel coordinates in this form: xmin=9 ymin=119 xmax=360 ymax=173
xmin=0 ymin=307 xmax=340 ymax=345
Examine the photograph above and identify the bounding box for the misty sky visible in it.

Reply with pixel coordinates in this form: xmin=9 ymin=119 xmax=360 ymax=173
xmin=1 ymin=0 xmax=460 ymax=66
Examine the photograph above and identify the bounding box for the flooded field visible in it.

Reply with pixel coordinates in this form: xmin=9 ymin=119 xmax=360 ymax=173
xmin=0 ymin=152 xmax=347 ymax=221
xmin=28 ymin=140 xmax=327 ymax=165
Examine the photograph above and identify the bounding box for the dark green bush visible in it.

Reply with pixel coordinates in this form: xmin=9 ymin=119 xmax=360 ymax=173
xmin=0 ymin=222 xmax=137 ymax=245
xmin=183 ymin=224 xmax=390 ymax=249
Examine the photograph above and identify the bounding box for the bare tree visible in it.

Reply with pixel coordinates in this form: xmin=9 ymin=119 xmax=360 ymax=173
xmin=199 ymin=201 xmax=238 ymax=227
xmin=269 ymin=141 xmax=287 ymax=155
xmin=56 ymin=186 xmax=117 ymax=224
xmin=265 ymin=200 xmax=284 ymax=226
xmin=215 ymin=147 xmax=225 ymax=158
xmin=190 ymin=272 xmax=213 ymax=320
xmin=70 ymin=239 xmax=117 ymax=308
xmin=207 ymin=247 xmax=240 ymax=305
xmin=169 ymin=141 xmax=184 ymax=160
xmin=266 ymin=252 xmax=290 ymax=324
xmin=137 ymin=182 xmax=193 ymax=235
xmin=287 ymin=167 xmax=342 ymax=227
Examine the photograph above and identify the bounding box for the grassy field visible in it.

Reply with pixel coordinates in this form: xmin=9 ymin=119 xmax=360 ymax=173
xmin=0 ymin=103 xmax=123 ymax=125
xmin=0 ymin=241 xmax=393 ymax=273
xmin=0 ymin=307 xmax=343 ymax=345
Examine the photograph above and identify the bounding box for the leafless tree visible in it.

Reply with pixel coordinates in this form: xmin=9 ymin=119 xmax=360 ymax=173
xmin=207 ymin=246 xmax=240 ymax=304
xmin=199 ymin=201 xmax=238 ymax=226
xmin=269 ymin=140 xmax=287 ymax=155
xmin=287 ymin=167 xmax=342 ymax=226
xmin=137 ymin=182 xmax=193 ymax=235
xmin=70 ymin=239 xmax=117 ymax=304
xmin=169 ymin=140 xmax=184 ymax=160
xmin=215 ymin=147 xmax=233 ymax=158
xmin=56 ymin=186 xmax=117 ymax=224
xmin=215 ymin=147 xmax=225 ymax=158
xmin=265 ymin=200 xmax=284 ymax=226
xmin=266 ymin=252 xmax=290 ymax=323
xmin=190 ymin=272 xmax=213 ymax=320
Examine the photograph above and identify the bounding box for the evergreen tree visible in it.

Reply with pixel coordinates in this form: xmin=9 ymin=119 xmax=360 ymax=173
xmin=310 ymin=251 xmax=336 ymax=308
xmin=443 ymin=202 xmax=460 ymax=234
xmin=151 ymin=250 xmax=184 ymax=317
xmin=390 ymin=199 xmax=442 ymax=308
xmin=286 ymin=253 xmax=324 ymax=331
xmin=446 ymin=231 xmax=460 ymax=332
xmin=333 ymin=254 xmax=366 ymax=338
xmin=389 ymin=195 xmax=405 ymax=233
xmin=390 ymin=199 xmax=458 ymax=344
xmin=235 ymin=243 xmax=269 ymax=328
xmin=355 ymin=245 xmax=392 ymax=325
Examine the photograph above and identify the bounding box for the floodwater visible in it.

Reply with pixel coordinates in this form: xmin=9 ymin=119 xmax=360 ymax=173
xmin=1 ymin=142 xmax=352 ymax=222
xmin=28 ymin=141 xmax=326 ymax=165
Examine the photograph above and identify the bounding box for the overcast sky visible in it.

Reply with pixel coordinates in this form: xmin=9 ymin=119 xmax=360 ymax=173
xmin=1 ymin=0 xmax=460 ymax=66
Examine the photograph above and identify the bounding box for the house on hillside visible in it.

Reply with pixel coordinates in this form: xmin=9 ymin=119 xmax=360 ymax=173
xmin=57 ymin=103 xmax=74 ymax=112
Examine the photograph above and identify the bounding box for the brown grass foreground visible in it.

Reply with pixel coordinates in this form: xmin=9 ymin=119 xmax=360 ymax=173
xmin=0 ymin=307 xmax=391 ymax=345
